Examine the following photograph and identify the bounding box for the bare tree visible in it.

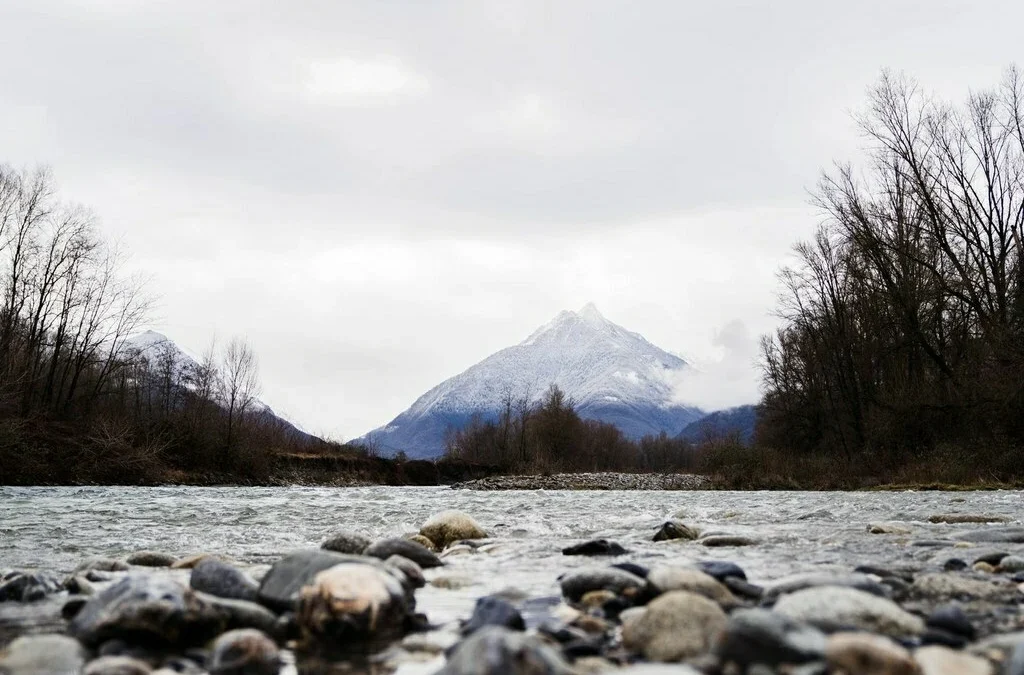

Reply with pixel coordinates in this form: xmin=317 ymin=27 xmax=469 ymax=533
xmin=220 ymin=336 xmax=261 ymax=450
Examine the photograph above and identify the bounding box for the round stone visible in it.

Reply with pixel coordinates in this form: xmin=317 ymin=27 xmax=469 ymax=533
xmin=773 ymin=586 xmax=925 ymax=637
xmin=622 ymin=590 xmax=727 ymax=662
xmin=825 ymin=632 xmax=917 ymax=675
xmin=420 ymin=511 xmax=487 ymax=549
xmin=208 ymin=628 xmax=281 ymax=675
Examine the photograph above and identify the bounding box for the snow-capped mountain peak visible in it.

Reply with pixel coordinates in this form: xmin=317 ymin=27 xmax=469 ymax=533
xmin=361 ymin=305 xmax=705 ymax=458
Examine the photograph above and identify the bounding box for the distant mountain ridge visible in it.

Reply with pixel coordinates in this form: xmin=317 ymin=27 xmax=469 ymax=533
xmin=123 ymin=330 xmax=311 ymax=440
xmin=361 ymin=304 xmax=706 ymax=458
xmin=677 ymin=404 xmax=757 ymax=445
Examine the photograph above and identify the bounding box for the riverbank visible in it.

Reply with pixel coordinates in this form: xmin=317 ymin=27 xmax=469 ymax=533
xmin=451 ymin=471 xmax=710 ymax=490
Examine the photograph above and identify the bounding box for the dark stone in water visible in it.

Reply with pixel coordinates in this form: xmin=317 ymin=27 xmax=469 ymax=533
xmin=74 ymin=558 xmax=130 ymax=574
xmin=257 ymin=549 xmax=398 ymax=612
xmin=198 ymin=593 xmax=281 ymax=637
xmin=724 ymin=577 xmax=764 ymax=601
xmin=190 ymin=558 xmax=259 ymax=602
xmin=611 ymin=563 xmax=649 ymax=579
xmin=208 ymin=628 xmax=281 ymax=675
xmin=942 ymin=558 xmax=968 ymax=571
xmin=69 ymin=575 xmax=224 ymax=647
xmin=559 ymin=567 xmax=645 ymax=602
xmin=562 ymin=540 xmax=628 ymax=556
xmin=462 ymin=596 xmax=525 ymax=635
xmin=437 ymin=626 xmax=574 ymax=675
xmin=652 ymin=520 xmax=699 ymax=541
xmin=715 ymin=608 xmax=827 ymax=666
xmin=363 ymin=538 xmax=443 ymax=569
xmin=921 ymin=627 xmax=967 ymax=648
xmin=320 ymin=530 xmax=372 ymax=555
xmin=0 ymin=571 xmax=62 ymax=602
xmin=62 ymin=596 xmax=89 ymax=620
xmin=697 ymin=560 xmax=747 ymax=582
xmin=126 ymin=551 xmax=177 ymax=567
xmin=973 ymin=551 xmax=1010 ymax=566
xmin=925 ymin=604 xmax=975 ymax=640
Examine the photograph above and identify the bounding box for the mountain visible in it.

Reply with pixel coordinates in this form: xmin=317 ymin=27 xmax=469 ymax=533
xmin=676 ymin=404 xmax=757 ymax=445
xmin=361 ymin=304 xmax=705 ymax=459
xmin=122 ymin=330 xmax=311 ymax=440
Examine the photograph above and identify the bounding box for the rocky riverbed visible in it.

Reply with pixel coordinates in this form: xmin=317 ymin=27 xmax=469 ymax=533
xmin=3 ymin=487 xmax=1024 ymax=673
xmin=451 ymin=472 xmax=711 ymax=490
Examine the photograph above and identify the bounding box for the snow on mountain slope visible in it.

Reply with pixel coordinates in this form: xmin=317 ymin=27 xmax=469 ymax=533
xmin=361 ymin=304 xmax=705 ymax=458
xmin=122 ymin=330 xmax=310 ymax=438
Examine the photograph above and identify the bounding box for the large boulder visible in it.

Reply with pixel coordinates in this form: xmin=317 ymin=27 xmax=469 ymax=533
xmin=295 ymin=562 xmax=410 ymax=648
xmin=257 ymin=549 xmax=402 ymax=612
xmin=68 ymin=575 xmax=224 ymax=647
xmin=622 ymin=591 xmax=728 ymax=662
xmin=419 ymin=511 xmax=487 ymax=550
xmin=773 ymin=586 xmax=925 ymax=637
xmin=190 ymin=558 xmax=259 ymax=602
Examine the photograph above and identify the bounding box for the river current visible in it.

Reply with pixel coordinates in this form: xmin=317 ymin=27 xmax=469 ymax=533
xmin=3 ymin=486 xmax=1022 ymax=623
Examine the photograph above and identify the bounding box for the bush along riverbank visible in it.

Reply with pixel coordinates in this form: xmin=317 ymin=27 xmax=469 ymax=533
xmin=3 ymin=510 xmax=1024 ymax=673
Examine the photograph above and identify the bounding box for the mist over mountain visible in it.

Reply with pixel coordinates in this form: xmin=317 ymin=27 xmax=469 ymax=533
xmin=361 ymin=304 xmax=706 ymax=458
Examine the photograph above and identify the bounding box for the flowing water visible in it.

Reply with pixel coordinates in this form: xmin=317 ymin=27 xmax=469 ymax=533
xmin=1 ymin=486 xmax=1022 ymax=672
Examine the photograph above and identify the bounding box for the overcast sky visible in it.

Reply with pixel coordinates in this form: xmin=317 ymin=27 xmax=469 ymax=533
xmin=1 ymin=1 xmax=1021 ymax=439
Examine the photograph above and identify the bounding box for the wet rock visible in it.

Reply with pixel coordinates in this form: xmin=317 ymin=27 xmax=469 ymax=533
xmin=199 ymin=594 xmax=280 ymax=636
xmin=559 ymin=567 xmax=645 ymax=602
xmin=975 ymin=561 xmax=997 ymax=573
xmin=952 ymin=527 xmax=1024 ymax=543
xmin=295 ymin=562 xmax=409 ymax=647
xmin=75 ymin=558 xmax=131 ymax=574
xmin=69 ymin=574 xmax=224 ymax=647
xmin=914 ymin=645 xmax=994 ymax=675
xmin=405 ymin=534 xmax=439 ymax=552
xmin=319 ymin=530 xmax=372 ymax=555
xmin=579 ymin=589 xmax=616 ymax=610
xmin=462 ymin=596 xmax=525 ymax=635
xmin=62 ymin=595 xmax=89 ymax=620
xmin=84 ymin=655 xmax=153 ymax=675
xmin=0 ymin=571 xmax=62 ymax=602
xmin=724 ymin=577 xmax=764 ymax=601
xmin=763 ymin=572 xmax=891 ymax=601
xmin=363 ymin=538 xmax=443 ymax=569
xmin=256 ymin=549 xmax=398 ymax=612
xmin=652 ymin=520 xmax=699 ymax=542
xmin=126 ymin=551 xmax=177 ymax=568
xmin=437 ymin=626 xmax=574 ymax=675
xmin=869 ymin=523 xmax=912 ymax=535
xmin=912 ymin=572 xmax=1012 ymax=600
xmin=384 ymin=555 xmax=425 ymax=589
xmin=974 ymin=552 xmax=1010 ymax=566
xmin=714 ymin=608 xmax=826 ymax=666
xmin=65 ymin=574 xmax=98 ymax=596
xmin=644 ymin=566 xmax=738 ymax=608
xmin=190 ymin=558 xmax=259 ymax=602
xmin=611 ymin=562 xmax=649 ymax=579
xmin=999 ymin=556 xmax=1024 ymax=573
xmin=208 ymin=628 xmax=281 ymax=675
xmin=621 ymin=590 xmax=727 ymax=662
xmin=910 ymin=539 xmax=957 ymax=547
xmin=0 ymin=634 xmax=86 ymax=674
xmin=929 ymin=514 xmax=1009 ymax=524
xmin=420 ymin=511 xmax=487 ymax=550
xmin=825 ymin=632 xmax=916 ymax=675
xmin=699 ymin=535 xmax=757 ymax=547
xmin=562 ymin=540 xmax=627 ymax=556
xmin=171 ymin=553 xmax=222 ymax=569
xmin=925 ymin=604 xmax=975 ymax=640
xmin=943 ymin=558 xmax=969 ymax=571
xmin=773 ymin=586 xmax=925 ymax=637
xmin=697 ymin=560 xmax=747 ymax=581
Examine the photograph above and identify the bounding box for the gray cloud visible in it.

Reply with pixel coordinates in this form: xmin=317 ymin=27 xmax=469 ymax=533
xmin=2 ymin=0 xmax=1021 ymax=437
